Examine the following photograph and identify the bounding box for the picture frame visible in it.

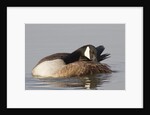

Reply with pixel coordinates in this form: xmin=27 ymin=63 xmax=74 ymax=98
xmin=1 ymin=0 xmax=147 ymax=111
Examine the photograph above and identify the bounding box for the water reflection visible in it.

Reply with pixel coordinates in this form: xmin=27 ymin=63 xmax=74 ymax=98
xmin=79 ymin=76 xmax=101 ymax=89
xmin=36 ymin=74 xmax=112 ymax=90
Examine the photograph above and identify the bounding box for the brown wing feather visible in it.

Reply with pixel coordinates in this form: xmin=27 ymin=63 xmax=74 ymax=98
xmin=53 ymin=61 xmax=112 ymax=77
xmin=37 ymin=53 xmax=69 ymax=64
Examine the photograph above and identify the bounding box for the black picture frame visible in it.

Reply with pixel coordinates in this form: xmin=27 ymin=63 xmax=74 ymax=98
xmin=1 ymin=0 xmax=148 ymax=112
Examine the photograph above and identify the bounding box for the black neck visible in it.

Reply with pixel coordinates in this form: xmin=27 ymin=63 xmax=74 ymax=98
xmin=63 ymin=51 xmax=81 ymax=64
xmin=63 ymin=50 xmax=92 ymax=64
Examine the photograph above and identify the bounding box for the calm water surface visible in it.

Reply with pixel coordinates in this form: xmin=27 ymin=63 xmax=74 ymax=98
xmin=25 ymin=24 xmax=125 ymax=90
xmin=25 ymin=61 xmax=125 ymax=90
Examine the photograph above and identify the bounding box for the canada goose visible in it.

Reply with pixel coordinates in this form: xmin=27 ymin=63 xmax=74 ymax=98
xmin=32 ymin=44 xmax=111 ymax=78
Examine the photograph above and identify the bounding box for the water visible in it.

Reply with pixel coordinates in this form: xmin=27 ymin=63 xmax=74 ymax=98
xmin=25 ymin=24 xmax=125 ymax=90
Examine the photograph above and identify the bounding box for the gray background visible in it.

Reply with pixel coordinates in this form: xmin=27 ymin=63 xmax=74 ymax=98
xmin=25 ymin=24 xmax=125 ymax=90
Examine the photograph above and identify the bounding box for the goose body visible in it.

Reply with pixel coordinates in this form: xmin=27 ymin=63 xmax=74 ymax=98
xmin=32 ymin=45 xmax=111 ymax=78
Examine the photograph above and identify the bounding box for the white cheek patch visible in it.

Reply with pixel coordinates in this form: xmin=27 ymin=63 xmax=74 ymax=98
xmin=84 ymin=46 xmax=90 ymax=59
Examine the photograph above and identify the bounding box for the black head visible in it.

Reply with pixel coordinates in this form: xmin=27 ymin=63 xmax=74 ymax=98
xmin=77 ymin=44 xmax=98 ymax=61
xmin=64 ymin=44 xmax=98 ymax=64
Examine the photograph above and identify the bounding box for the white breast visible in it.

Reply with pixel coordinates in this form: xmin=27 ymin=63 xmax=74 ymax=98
xmin=32 ymin=59 xmax=66 ymax=78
